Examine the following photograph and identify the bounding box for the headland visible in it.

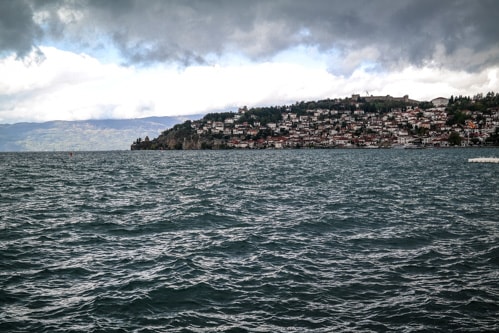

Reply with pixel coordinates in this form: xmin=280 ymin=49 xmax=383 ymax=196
xmin=132 ymin=93 xmax=499 ymax=150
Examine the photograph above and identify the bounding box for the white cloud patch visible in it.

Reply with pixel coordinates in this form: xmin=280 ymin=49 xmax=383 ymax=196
xmin=328 ymin=46 xmax=382 ymax=75
xmin=0 ymin=47 xmax=498 ymax=124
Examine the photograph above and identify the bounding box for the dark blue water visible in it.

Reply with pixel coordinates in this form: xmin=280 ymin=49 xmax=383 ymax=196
xmin=1 ymin=149 xmax=498 ymax=332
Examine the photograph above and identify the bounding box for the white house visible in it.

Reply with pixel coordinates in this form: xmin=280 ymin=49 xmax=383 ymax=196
xmin=431 ymin=97 xmax=449 ymax=107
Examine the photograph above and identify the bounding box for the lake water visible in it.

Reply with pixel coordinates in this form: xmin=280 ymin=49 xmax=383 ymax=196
xmin=1 ymin=148 xmax=498 ymax=332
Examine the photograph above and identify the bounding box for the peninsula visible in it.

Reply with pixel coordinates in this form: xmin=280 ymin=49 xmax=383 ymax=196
xmin=131 ymin=93 xmax=499 ymax=150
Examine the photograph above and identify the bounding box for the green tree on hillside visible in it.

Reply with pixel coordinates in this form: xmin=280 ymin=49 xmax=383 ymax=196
xmin=448 ymin=132 xmax=462 ymax=146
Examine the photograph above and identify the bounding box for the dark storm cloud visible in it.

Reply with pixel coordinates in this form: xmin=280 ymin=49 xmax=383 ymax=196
xmin=0 ymin=0 xmax=41 ymax=57
xmin=2 ymin=0 xmax=498 ymax=71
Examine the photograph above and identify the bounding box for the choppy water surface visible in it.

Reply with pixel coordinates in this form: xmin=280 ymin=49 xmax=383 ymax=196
xmin=1 ymin=149 xmax=498 ymax=332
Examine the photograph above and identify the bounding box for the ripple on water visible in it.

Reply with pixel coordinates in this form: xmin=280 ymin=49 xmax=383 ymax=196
xmin=1 ymin=149 xmax=498 ymax=332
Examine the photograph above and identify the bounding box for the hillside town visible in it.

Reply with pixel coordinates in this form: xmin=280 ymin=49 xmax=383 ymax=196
xmin=132 ymin=93 xmax=499 ymax=150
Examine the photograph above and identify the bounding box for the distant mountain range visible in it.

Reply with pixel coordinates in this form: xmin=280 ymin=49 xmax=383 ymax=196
xmin=0 ymin=116 xmax=202 ymax=151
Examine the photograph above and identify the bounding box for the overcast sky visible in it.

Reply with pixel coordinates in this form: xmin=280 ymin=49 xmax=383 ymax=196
xmin=1 ymin=0 xmax=498 ymax=123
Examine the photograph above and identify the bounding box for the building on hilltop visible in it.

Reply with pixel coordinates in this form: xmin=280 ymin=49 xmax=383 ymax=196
xmin=431 ymin=97 xmax=449 ymax=107
xmin=360 ymin=94 xmax=419 ymax=104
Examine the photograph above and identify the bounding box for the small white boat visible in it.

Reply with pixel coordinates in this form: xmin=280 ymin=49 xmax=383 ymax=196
xmin=468 ymin=157 xmax=499 ymax=163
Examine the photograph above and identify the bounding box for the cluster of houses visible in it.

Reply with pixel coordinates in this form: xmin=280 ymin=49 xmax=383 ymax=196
xmin=189 ymin=96 xmax=499 ymax=149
